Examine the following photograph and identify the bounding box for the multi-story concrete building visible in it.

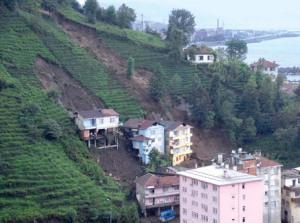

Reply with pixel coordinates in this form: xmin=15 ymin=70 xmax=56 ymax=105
xmin=160 ymin=121 xmax=193 ymax=166
xmin=135 ymin=173 xmax=180 ymax=217
xmin=215 ymin=149 xmax=282 ymax=223
xmin=178 ymin=165 xmax=263 ymax=223
xmin=281 ymin=167 xmax=300 ymax=223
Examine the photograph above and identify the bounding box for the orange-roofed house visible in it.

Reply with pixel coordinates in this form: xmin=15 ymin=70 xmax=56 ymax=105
xmin=250 ymin=58 xmax=280 ymax=78
xmin=135 ymin=173 xmax=180 ymax=217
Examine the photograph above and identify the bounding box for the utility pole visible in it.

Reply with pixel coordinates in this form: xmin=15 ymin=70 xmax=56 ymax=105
xmin=141 ymin=14 xmax=144 ymax=31
xmin=107 ymin=198 xmax=112 ymax=223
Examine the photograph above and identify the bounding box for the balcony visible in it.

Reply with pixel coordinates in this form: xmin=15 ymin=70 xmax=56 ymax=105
xmin=145 ymin=200 xmax=180 ymax=209
xmin=145 ymin=190 xmax=180 ymax=198
xmin=291 ymin=197 xmax=300 ymax=202
xmin=284 ymin=185 xmax=300 ymax=192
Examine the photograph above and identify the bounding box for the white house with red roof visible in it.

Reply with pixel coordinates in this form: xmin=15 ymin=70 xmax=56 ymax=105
xmin=250 ymin=58 xmax=280 ymax=77
xmin=74 ymin=108 xmax=120 ymax=147
xmin=123 ymin=119 xmax=165 ymax=164
xmin=135 ymin=173 xmax=180 ymax=217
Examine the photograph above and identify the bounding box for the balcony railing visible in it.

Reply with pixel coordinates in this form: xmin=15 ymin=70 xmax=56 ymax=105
xmin=145 ymin=200 xmax=180 ymax=208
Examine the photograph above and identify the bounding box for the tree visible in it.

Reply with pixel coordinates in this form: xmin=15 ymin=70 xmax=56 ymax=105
xmin=83 ymin=0 xmax=99 ymax=24
xmin=42 ymin=119 xmax=62 ymax=140
xmin=166 ymin=9 xmax=196 ymax=46
xmin=186 ymin=44 xmax=197 ymax=61
xmin=2 ymin=0 xmax=18 ymax=11
xmin=168 ymin=28 xmax=184 ymax=63
xmin=239 ymin=79 xmax=259 ymax=119
xmin=71 ymin=0 xmax=83 ymax=13
xmin=118 ymin=203 xmax=139 ymax=223
xmin=148 ymin=64 xmax=167 ymax=102
xmin=116 ymin=4 xmax=136 ymax=29
xmin=126 ymin=57 xmax=135 ymax=79
xmin=209 ymin=74 xmax=221 ymax=124
xmin=238 ymin=117 xmax=257 ymax=144
xmin=104 ymin=5 xmax=117 ymax=25
xmin=294 ymin=85 xmax=300 ymax=99
xmin=258 ymin=76 xmax=275 ymax=114
xmin=169 ymin=74 xmax=182 ymax=107
xmin=41 ymin=0 xmax=58 ymax=12
xmin=148 ymin=148 xmax=163 ymax=171
xmin=225 ymin=39 xmax=248 ymax=61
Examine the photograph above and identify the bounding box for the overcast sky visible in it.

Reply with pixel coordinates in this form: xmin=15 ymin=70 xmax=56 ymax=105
xmin=78 ymin=0 xmax=300 ymax=30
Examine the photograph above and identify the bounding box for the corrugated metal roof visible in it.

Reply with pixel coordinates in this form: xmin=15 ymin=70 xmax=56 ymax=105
xmin=77 ymin=109 xmax=119 ymax=119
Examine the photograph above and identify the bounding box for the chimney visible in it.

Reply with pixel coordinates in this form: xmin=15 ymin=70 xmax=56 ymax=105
xmin=156 ymin=177 xmax=160 ymax=185
xmin=223 ymin=169 xmax=228 ymax=178
xmin=217 ymin=153 xmax=223 ymax=163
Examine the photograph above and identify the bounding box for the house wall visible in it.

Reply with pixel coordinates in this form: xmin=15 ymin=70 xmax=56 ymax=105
xmin=264 ymin=67 xmax=278 ymax=77
xmin=257 ymin=166 xmax=281 ymax=223
xmin=187 ymin=54 xmax=214 ymax=64
xmin=77 ymin=115 xmax=119 ymax=131
xmin=144 ymin=185 xmax=180 ymax=207
xmin=136 ymin=183 xmax=146 ymax=212
xmin=180 ymin=175 xmax=263 ymax=223
xmin=138 ymin=125 xmax=165 ymax=164
xmin=166 ymin=127 xmax=193 ymax=166
xmin=282 ymin=176 xmax=300 ymax=223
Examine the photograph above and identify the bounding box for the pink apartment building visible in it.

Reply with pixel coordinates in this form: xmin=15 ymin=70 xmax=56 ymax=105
xmin=178 ymin=165 xmax=263 ymax=223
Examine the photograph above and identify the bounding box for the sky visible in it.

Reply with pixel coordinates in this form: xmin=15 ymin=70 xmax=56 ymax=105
xmin=77 ymin=0 xmax=300 ymax=31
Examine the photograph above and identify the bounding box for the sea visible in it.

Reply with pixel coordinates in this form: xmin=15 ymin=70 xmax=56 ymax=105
xmin=245 ymin=36 xmax=300 ymax=68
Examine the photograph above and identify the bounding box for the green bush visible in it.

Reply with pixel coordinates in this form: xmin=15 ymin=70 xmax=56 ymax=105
xmin=41 ymin=119 xmax=62 ymax=140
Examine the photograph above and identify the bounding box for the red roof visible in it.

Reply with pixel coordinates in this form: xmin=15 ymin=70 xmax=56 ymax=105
xmin=250 ymin=59 xmax=279 ymax=68
xmin=130 ymin=135 xmax=153 ymax=142
xmin=259 ymin=157 xmax=282 ymax=167
xmin=135 ymin=173 xmax=179 ymax=187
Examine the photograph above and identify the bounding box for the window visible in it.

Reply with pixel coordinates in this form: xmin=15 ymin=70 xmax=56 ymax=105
xmin=265 ymin=191 xmax=268 ymax=196
xmin=213 ymin=207 xmax=217 ymax=214
xmin=174 ymin=195 xmax=179 ymax=202
xmin=295 ymin=191 xmax=300 ymax=197
xmin=191 ymin=190 xmax=198 ymax=197
xmin=201 ymin=193 xmax=208 ymax=199
xmin=99 ymin=118 xmax=104 ymax=124
xmin=91 ymin=119 xmax=96 ymax=126
xmin=201 ymin=182 xmax=208 ymax=189
xmin=286 ymin=191 xmax=290 ymax=196
xmin=242 ymin=217 xmax=246 ymax=222
xmin=110 ymin=117 xmax=115 ymax=123
xmin=182 ymin=187 xmax=187 ymax=193
xmin=242 ymin=195 xmax=246 ymax=200
xmin=242 ymin=206 xmax=246 ymax=212
xmin=199 ymin=56 xmax=204 ymax=61
xmin=158 ymin=137 xmax=162 ymax=142
xmin=158 ymin=129 xmax=162 ymax=134
xmin=242 ymin=184 xmax=245 ymax=189
xmin=192 ymin=179 xmax=198 ymax=185
xmin=265 ymin=180 xmax=269 ymax=185
xmin=201 ymin=215 xmax=208 ymax=221
xmin=183 ymin=220 xmax=187 ymax=223
xmin=213 ymin=219 xmax=218 ymax=223
xmin=201 ymin=204 xmax=208 ymax=212
xmin=163 ymin=187 xmax=168 ymax=192
xmin=192 ymin=211 xmax=199 ymax=219
xmin=212 ymin=196 xmax=217 ymax=202
xmin=212 ymin=185 xmax=218 ymax=191
xmin=296 ymin=202 xmax=300 ymax=207
xmin=270 ymin=201 xmax=277 ymax=208
xmin=150 ymin=189 xmax=154 ymax=194
xmin=183 ymin=208 xmax=187 ymax=215
xmin=192 ymin=200 xmax=198 ymax=207
xmin=173 ymin=185 xmax=179 ymax=190
xmin=150 ymin=130 xmax=155 ymax=135
xmin=183 ymin=197 xmax=187 ymax=203
xmin=182 ymin=176 xmax=187 ymax=182
xmin=264 ymin=202 xmax=268 ymax=207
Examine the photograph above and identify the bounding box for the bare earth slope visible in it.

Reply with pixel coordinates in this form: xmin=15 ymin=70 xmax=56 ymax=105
xmin=34 ymin=12 xmax=233 ymax=186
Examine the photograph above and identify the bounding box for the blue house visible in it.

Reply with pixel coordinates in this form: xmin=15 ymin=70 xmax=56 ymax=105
xmin=123 ymin=119 xmax=165 ymax=164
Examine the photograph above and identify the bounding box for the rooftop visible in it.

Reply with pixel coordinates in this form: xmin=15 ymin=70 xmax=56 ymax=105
xmin=282 ymin=168 xmax=300 ymax=179
xmin=250 ymin=58 xmax=279 ymax=68
xmin=136 ymin=173 xmax=179 ymax=187
xmin=123 ymin=118 xmax=161 ymax=130
xmin=159 ymin=120 xmax=192 ymax=131
xmin=130 ymin=135 xmax=153 ymax=142
xmin=178 ymin=165 xmax=262 ymax=185
xmin=76 ymin=108 xmax=119 ymax=119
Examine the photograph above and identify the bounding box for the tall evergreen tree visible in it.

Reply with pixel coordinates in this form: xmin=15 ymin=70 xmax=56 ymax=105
xmin=239 ymin=79 xmax=259 ymax=119
xmin=116 ymin=4 xmax=136 ymax=29
xmin=148 ymin=64 xmax=166 ymax=102
xmin=83 ymin=0 xmax=99 ymax=23
xmin=126 ymin=57 xmax=135 ymax=79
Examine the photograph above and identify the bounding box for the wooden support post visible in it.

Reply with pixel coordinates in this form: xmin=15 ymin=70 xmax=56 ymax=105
xmin=88 ymin=140 xmax=90 ymax=148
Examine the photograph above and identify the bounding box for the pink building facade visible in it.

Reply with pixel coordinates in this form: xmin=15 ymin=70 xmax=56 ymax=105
xmin=135 ymin=173 xmax=180 ymax=217
xmin=179 ymin=165 xmax=263 ymax=223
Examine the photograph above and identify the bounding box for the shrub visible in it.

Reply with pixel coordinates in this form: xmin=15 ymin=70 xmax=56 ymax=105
xmin=41 ymin=119 xmax=62 ymax=140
